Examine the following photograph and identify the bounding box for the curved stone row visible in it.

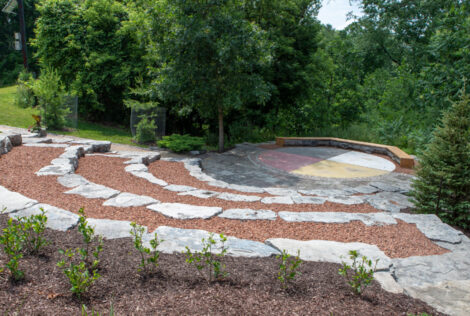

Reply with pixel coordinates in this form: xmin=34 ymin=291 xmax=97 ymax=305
xmin=2 ymin=133 xmax=469 ymax=315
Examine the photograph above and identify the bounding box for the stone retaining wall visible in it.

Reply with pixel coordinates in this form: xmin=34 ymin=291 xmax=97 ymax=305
xmin=276 ymin=137 xmax=415 ymax=168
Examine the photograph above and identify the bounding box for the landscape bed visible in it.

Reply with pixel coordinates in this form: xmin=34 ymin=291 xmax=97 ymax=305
xmin=0 ymin=214 xmax=442 ymax=315
xmin=0 ymin=146 xmax=446 ymax=258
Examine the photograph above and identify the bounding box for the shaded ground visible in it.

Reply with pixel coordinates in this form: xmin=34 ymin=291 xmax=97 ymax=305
xmin=0 ymin=215 xmax=442 ymax=315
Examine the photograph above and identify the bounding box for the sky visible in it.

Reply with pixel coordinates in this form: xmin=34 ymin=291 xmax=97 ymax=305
xmin=317 ymin=0 xmax=363 ymax=30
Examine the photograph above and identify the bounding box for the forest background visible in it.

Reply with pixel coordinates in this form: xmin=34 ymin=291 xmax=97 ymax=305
xmin=1 ymin=0 xmax=469 ymax=154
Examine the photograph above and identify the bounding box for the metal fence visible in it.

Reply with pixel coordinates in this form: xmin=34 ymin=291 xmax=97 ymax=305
xmin=130 ymin=107 xmax=166 ymax=139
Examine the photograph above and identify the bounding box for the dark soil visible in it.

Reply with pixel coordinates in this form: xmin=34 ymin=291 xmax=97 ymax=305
xmin=0 ymin=215 xmax=443 ymax=315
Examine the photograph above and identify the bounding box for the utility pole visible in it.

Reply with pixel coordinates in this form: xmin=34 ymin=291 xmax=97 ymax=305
xmin=18 ymin=0 xmax=28 ymax=70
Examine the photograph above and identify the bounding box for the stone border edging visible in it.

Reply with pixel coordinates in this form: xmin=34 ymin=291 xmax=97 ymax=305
xmin=275 ymin=137 xmax=415 ymax=168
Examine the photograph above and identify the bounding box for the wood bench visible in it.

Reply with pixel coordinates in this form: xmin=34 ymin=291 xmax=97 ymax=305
xmin=275 ymin=137 xmax=415 ymax=169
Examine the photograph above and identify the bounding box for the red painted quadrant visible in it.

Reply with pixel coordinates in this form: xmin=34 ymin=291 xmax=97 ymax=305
xmin=258 ymin=150 xmax=323 ymax=172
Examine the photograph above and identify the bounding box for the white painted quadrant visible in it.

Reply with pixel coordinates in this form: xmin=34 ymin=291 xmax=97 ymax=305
xmin=327 ymin=151 xmax=396 ymax=172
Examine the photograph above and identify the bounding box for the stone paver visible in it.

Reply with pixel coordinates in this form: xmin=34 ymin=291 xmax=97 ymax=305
xmin=87 ymin=218 xmax=136 ymax=239
xmin=164 ymin=184 xmax=197 ymax=192
xmin=57 ymin=174 xmax=90 ymax=188
xmin=178 ymin=189 xmax=219 ymax=199
xmin=0 ymin=185 xmax=38 ymax=212
xmin=261 ymin=196 xmax=294 ymax=204
xmin=219 ymin=208 xmax=277 ymax=221
xmin=278 ymin=211 xmax=397 ymax=226
xmin=147 ymin=203 xmax=222 ymax=219
xmin=10 ymin=203 xmax=79 ymax=231
xmin=216 ymin=192 xmax=261 ymax=202
xmin=151 ymin=226 xmax=279 ymax=257
xmin=103 ymin=192 xmax=159 ymax=207
xmin=65 ymin=183 xmax=120 ymax=199
xmin=265 ymin=238 xmax=392 ymax=271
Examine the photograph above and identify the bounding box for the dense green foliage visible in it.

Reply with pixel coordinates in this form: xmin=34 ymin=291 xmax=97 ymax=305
xmin=33 ymin=0 xmax=146 ymax=122
xmin=1 ymin=0 xmax=468 ymax=156
xmin=30 ymin=67 xmax=70 ymax=129
xmin=410 ymin=91 xmax=470 ymax=228
xmin=0 ymin=0 xmax=39 ymax=87
xmin=158 ymin=134 xmax=205 ymax=153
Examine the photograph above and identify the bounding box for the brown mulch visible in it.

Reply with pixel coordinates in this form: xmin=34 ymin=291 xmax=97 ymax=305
xmin=0 ymin=146 xmax=447 ymax=258
xmin=0 ymin=215 xmax=443 ymax=316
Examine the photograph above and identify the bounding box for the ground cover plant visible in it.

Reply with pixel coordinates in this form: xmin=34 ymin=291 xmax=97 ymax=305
xmin=158 ymin=134 xmax=205 ymax=153
xmin=0 ymin=213 xmax=442 ymax=314
xmin=130 ymin=222 xmax=162 ymax=275
xmin=339 ymin=250 xmax=378 ymax=296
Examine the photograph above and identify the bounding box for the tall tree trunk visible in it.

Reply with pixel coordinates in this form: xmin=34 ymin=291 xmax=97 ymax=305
xmin=218 ymin=105 xmax=224 ymax=153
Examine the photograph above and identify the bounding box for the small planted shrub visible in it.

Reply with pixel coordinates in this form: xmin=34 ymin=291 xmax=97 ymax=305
xmin=76 ymin=208 xmax=103 ymax=270
xmin=158 ymin=134 xmax=205 ymax=153
xmin=18 ymin=208 xmax=48 ymax=255
xmin=276 ymin=249 xmax=302 ymax=290
xmin=58 ymin=208 xmax=102 ymax=298
xmin=57 ymin=248 xmax=100 ymax=299
xmin=130 ymin=222 xmax=162 ymax=275
xmin=184 ymin=233 xmax=228 ymax=282
xmin=31 ymin=67 xmax=70 ymax=130
xmin=339 ymin=250 xmax=378 ymax=295
xmin=0 ymin=218 xmax=25 ymax=281
xmin=0 ymin=208 xmax=49 ymax=280
xmin=135 ymin=117 xmax=157 ymax=144
xmin=81 ymin=303 xmax=115 ymax=316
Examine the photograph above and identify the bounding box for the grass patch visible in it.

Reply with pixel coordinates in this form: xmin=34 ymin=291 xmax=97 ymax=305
xmin=0 ymin=85 xmax=39 ymax=128
xmin=0 ymin=85 xmax=137 ymax=145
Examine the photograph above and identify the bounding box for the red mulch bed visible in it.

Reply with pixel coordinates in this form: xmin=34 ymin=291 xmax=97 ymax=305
xmin=0 ymin=146 xmax=447 ymax=258
xmin=0 ymin=215 xmax=442 ymax=315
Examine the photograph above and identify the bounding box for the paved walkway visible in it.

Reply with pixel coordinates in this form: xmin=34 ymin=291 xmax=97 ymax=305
xmin=1 ymin=128 xmax=469 ymax=315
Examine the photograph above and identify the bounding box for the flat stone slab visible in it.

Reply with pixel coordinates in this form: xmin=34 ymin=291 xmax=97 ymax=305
xmin=5 ymin=133 xmax=22 ymax=146
xmin=22 ymin=137 xmax=52 ymax=144
xmin=10 ymin=203 xmax=79 ymax=231
xmin=405 ymin=280 xmax=470 ymax=316
xmin=70 ymin=140 xmax=111 ymax=152
xmin=23 ymin=143 xmax=69 ymax=148
xmin=219 ymin=208 xmax=277 ymax=221
xmin=118 ymin=151 xmax=160 ymax=165
xmin=370 ymin=181 xmax=409 ymax=193
xmin=65 ymin=183 xmax=120 ymax=199
xmin=87 ymin=218 xmax=136 ymax=239
xmin=392 ymin=213 xmax=462 ymax=244
xmin=0 ymin=185 xmax=37 ymax=212
xmin=150 ymin=226 xmax=279 ymax=257
xmin=393 ymin=251 xmax=470 ymax=287
xmin=124 ymin=164 xmax=148 ymax=173
xmin=298 ymin=189 xmax=351 ymax=197
xmin=374 ymin=272 xmax=403 ymax=294
xmin=164 ymin=184 xmax=197 ymax=192
xmin=347 ymin=185 xmax=380 ymax=194
xmin=265 ymin=238 xmax=392 ymax=271
xmin=129 ymin=171 xmax=168 ymax=186
xmin=264 ymin=188 xmax=300 ymax=196
xmin=327 ymin=195 xmax=365 ymax=205
xmin=103 ymin=192 xmax=159 ymax=207
xmin=36 ymin=164 xmax=74 ymax=176
xmin=178 ymin=190 xmax=219 ymax=199
xmin=216 ymin=192 xmax=261 ymax=202
xmin=225 ymin=184 xmax=265 ymax=193
xmin=261 ymin=196 xmax=294 ymax=205
xmin=366 ymin=192 xmax=414 ymax=212
xmin=279 ymin=211 xmax=397 ymax=226
xmin=291 ymin=196 xmax=327 ymax=204
xmin=57 ymin=174 xmax=90 ymax=188
xmin=147 ymin=203 xmax=222 ymax=219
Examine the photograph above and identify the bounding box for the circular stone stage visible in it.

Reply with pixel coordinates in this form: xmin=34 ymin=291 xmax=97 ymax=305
xmin=257 ymin=147 xmax=396 ymax=179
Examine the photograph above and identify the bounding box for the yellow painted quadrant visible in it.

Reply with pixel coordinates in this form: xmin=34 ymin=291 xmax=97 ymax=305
xmin=291 ymin=160 xmax=389 ymax=178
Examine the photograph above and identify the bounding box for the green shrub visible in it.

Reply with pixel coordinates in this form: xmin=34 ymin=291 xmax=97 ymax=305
xmin=158 ymin=134 xmax=205 ymax=153
xmin=0 ymin=218 xmax=25 ymax=281
xmin=276 ymin=249 xmax=302 ymax=290
xmin=130 ymin=222 xmax=162 ymax=274
xmin=338 ymin=250 xmax=378 ymax=295
xmin=184 ymin=233 xmax=228 ymax=282
xmin=58 ymin=208 xmax=102 ymax=298
xmin=135 ymin=117 xmax=157 ymax=144
xmin=410 ymin=90 xmax=470 ymax=228
xmin=18 ymin=208 xmax=48 ymax=255
xmin=16 ymin=71 xmax=36 ymax=108
xmin=0 ymin=208 xmax=49 ymax=280
xmin=31 ymin=67 xmax=70 ymax=130
xmin=57 ymin=248 xmax=100 ymax=299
